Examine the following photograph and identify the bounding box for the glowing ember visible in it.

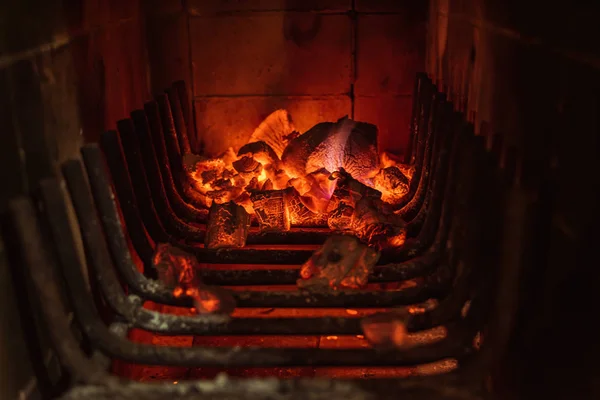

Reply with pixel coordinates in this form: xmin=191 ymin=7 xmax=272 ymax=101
xmin=188 ymin=111 xmax=414 ymax=261
xmin=250 ymin=189 xmax=292 ymax=232
xmin=152 ymin=243 xmax=236 ymax=315
xmin=297 ymin=235 xmax=380 ymax=290
xmin=205 ymin=201 xmax=250 ymax=248
xmin=360 ymin=312 xmax=448 ymax=350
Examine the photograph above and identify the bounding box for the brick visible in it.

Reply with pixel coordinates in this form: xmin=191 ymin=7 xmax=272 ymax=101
xmin=193 ymin=95 xmax=351 ymax=157
xmin=188 ymin=0 xmax=351 ymax=14
xmin=146 ymin=13 xmax=192 ymax=96
xmin=190 ymin=13 xmax=351 ymax=96
xmin=355 ymin=0 xmax=428 ymax=15
xmin=355 ymin=14 xmax=425 ymax=96
xmin=354 ymin=96 xmax=412 ymax=156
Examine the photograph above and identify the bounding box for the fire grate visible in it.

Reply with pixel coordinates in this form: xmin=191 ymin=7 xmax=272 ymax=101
xmin=4 ymin=74 xmax=520 ymax=399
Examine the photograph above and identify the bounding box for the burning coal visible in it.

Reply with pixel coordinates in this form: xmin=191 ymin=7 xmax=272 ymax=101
xmin=188 ymin=110 xmax=411 ymax=249
xmin=153 ymin=243 xmax=236 ymax=315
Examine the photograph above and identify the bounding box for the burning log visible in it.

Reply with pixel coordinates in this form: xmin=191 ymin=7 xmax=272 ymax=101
xmin=247 ymin=110 xmax=297 ymax=159
xmin=297 ymin=235 xmax=380 ymax=290
xmin=281 ymin=116 xmax=379 ymax=184
xmin=250 ymin=189 xmax=292 ymax=232
xmin=373 ymin=166 xmax=410 ymax=205
xmin=152 ymin=243 xmax=236 ymax=315
xmin=205 ymin=201 xmax=250 ymax=248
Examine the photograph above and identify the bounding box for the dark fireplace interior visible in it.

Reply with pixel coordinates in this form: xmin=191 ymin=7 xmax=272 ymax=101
xmin=1 ymin=1 xmax=599 ymax=399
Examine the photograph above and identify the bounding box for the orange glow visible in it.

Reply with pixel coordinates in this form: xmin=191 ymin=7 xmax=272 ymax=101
xmin=187 ymin=111 xmax=412 ymax=228
xmin=119 ymin=113 xmax=429 ymax=383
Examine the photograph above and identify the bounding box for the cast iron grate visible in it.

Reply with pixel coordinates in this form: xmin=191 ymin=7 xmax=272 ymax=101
xmin=5 ymin=75 xmax=519 ymax=399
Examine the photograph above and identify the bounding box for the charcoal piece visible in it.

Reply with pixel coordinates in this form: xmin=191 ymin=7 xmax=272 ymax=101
xmin=201 ymin=169 xmax=217 ymax=185
xmin=263 ymin=164 xmax=290 ymax=189
xmin=261 ymin=179 xmax=274 ymax=191
xmin=373 ymin=166 xmax=409 ymax=204
xmin=327 ymin=202 xmax=354 ymax=231
xmin=232 ymin=156 xmax=262 ymax=174
xmin=152 ymin=243 xmax=236 ymax=315
xmin=205 ymin=201 xmax=250 ymax=249
xmin=250 ymin=189 xmax=291 ymax=232
xmin=281 ymin=116 xmax=379 ymax=184
xmin=287 ymin=188 xmax=328 ymax=226
xmin=153 ymin=243 xmax=202 ymax=289
xmin=205 ymin=186 xmax=244 ymax=204
xmin=351 ymin=198 xmax=406 ymax=249
xmin=289 ymin=169 xmax=335 ymax=213
xmin=222 ymin=169 xmax=235 ymax=180
xmin=342 ymin=118 xmax=379 ymax=182
xmin=245 ymin=177 xmax=260 ymax=191
xmin=360 ymin=312 xmax=409 ymax=349
xmin=183 ymin=153 xmax=208 ymax=172
xmin=237 ymin=141 xmax=280 ymax=165
xmin=327 ymin=168 xmax=382 ymax=212
xmin=213 ymin=178 xmax=232 ymax=189
xmin=184 ymin=285 xmax=237 ymax=315
xmin=247 ymin=110 xmax=297 ymax=159
xmin=231 ymin=174 xmax=247 ymax=187
xmin=298 ymin=235 xmax=380 ymax=290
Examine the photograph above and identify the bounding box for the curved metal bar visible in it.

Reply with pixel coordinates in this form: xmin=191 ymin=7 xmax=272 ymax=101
xmin=393 ymin=80 xmax=436 ymax=211
xmin=102 ymin=96 xmax=447 ymax=266
xmin=405 ymin=72 xmax=429 ymax=165
xmin=145 ymin=99 xmax=207 ymax=210
xmin=7 ymin=197 xmax=114 ymax=385
xmin=156 ymin=94 xmax=210 ymax=209
xmin=84 ymin=103 xmax=466 ymax=284
xmin=62 ymin=157 xmax=480 ymax=335
xmin=172 ymin=80 xmax=196 ymax=153
xmin=81 ymin=145 xmax=451 ymax=307
xmin=116 ymin=119 xmax=205 ymax=242
xmin=131 ymin=108 xmax=204 ymax=222
xmin=15 ymin=192 xmax=471 ymax=367
xmin=397 ymin=94 xmax=449 ymax=225
xmin=166 ymin=85 xmax=192 ymax=156
xmin=52 ymin=168 xmax=428 ymax=336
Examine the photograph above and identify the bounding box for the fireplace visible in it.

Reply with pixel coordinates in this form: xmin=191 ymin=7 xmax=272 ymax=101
xmin=1 ymin=1 xmax=599 ymax=400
